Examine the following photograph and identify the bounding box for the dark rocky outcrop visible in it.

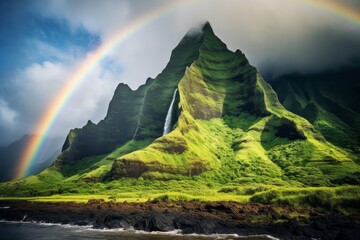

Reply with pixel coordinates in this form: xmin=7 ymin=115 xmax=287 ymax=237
xmin=1 ymin=200 xmax=359 ymax=240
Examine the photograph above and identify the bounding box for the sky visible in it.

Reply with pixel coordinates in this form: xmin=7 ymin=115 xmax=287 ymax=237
xmin=0 ymin=0 xmax=360 ymax=146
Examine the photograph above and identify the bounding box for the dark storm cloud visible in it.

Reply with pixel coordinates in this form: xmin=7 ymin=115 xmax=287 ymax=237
xmin=257 ymin=25 xmax=360 ymax=80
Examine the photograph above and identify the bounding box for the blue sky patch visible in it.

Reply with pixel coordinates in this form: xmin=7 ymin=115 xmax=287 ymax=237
xmin=0 ymin=2 xmax=100 ymax=74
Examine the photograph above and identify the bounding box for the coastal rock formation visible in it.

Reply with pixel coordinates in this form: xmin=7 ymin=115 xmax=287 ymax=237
xmin=1 ymin=200 xmax=359 ymax=240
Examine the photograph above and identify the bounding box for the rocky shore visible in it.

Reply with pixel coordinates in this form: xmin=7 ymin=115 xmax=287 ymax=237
xmin=0 ymin=200 xmax=359 ymax=239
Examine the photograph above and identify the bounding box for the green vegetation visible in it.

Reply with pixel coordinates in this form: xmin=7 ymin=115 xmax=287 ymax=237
xmin=251 ymin=186 xmax=360 ymax=213
xmin=271 ymin=68 xmax=360 ymax=160
xmin=0 ymin=23 xmax=359 ymax=215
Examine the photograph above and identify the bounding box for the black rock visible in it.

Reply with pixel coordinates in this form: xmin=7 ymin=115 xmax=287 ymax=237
xmin=134 ymin=213 xmax=175 ymax=232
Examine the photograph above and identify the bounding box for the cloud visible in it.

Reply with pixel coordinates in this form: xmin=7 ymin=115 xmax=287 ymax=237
xmin=37 ymin=0 xmax=360 ymax=85
xmin=0 ymin=99 xmax=19 ymax=146
xmin=0 ymin=53 xmax=119 ymax=145
xmin=0 ymin=61 xmax=73 ymax=145
xmin=0 ymin=99 xmax=17 ymax=127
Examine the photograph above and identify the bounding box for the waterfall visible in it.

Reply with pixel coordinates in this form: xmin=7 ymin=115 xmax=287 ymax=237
xmin=163 ymin=89 xmax=178 ymax=135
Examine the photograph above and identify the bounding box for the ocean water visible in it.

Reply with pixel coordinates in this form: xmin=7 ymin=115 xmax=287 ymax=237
xmin=0 ymin=221 xmax=276 ymax=240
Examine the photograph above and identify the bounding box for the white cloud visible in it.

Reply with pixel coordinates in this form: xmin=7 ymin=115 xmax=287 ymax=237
xmin=27 ymin=40 xmax=76 ymax=62
xmin=3 ymin=53 xmax=119 ymax=142
xmin=0 ymin=99 xmax=17 ymax=127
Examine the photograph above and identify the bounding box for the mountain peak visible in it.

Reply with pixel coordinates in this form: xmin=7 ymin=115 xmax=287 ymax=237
xmin=185 ymin=22 xmax=214 ymax=38
xmin=202 ymin=21 xmax=214 ymax=34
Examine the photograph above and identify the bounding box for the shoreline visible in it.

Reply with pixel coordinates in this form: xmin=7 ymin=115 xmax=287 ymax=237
xmin=0 ymin=221 xmax=277 ymax=240
xmin=0 ymin=200 xmax=359 ymax=240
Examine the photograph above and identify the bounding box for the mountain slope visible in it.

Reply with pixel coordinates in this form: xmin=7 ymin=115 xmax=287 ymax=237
xmin=271 ymin=68 xmax=360 ymax=160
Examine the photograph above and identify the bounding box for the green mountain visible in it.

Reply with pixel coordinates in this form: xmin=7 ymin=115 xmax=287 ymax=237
xmin=271 ymin=68 xmax=360 ymax=161
xmin=1 ymin=23 xmax=359 ymax=206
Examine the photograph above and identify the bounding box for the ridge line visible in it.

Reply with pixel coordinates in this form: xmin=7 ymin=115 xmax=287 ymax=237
xmin=132 ymin=79 xmax=158 ymax=140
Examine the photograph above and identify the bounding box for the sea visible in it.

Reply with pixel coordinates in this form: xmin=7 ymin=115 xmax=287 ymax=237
xmin=0 ymin=221 xmax=277 ymax=240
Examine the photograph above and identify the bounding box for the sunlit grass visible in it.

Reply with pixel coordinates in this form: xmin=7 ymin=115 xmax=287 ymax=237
xmin=0 ymin=193 xmax=250 ymax=204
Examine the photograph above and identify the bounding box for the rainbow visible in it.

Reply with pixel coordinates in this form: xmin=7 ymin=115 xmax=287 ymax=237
xmin=301 ymin=0 xmax=360 ymax=26
xmin=14 ymin=0 xmax=360 ymax=179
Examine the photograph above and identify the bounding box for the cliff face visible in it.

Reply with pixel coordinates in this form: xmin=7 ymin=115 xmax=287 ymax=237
xmin=57 ymin=81 xmax=151 ymax=165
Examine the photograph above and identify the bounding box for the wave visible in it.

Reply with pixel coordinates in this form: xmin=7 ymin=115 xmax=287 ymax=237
xmin=81 ymin=228 xmax=279 ymax=239
xmin=165 ymin=232 xmax=279 ymax=240
xmin=0 ymin=219 xmax=92 ymax=229
xmin=82 ymin=227 xmax=182 ymax=235
xmin=0 ymin=220 xmax=278 ymax=239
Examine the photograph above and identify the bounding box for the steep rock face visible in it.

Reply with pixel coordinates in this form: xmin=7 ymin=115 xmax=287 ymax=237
xmin=271 ymin=69 xmax=360 ymax=159
xmin=57 ymin=82 xmax=151 ymax=165
xmin=110 ymin=23 xmax=359 ymax=184
xmin=133 ymin=31 xmax=204 ymax=140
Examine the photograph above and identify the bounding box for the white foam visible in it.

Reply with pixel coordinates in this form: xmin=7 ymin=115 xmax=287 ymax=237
xmin=84 ymin=227 xmax=126 ymax=232
xmin=133 ymin=229 xmax=182 ymax=235
xmin=0 ymin=219 xmax=92 ymax=229
xmin=0 ymin=220 xmax=278 ymax=239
